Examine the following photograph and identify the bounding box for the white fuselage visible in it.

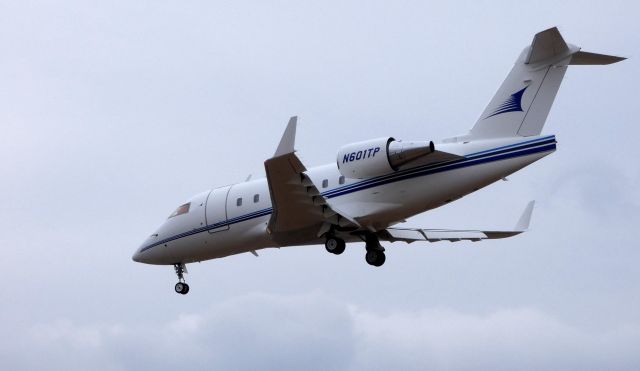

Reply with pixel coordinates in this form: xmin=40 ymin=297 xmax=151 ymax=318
xmin=132 ymin=135 xmax=556 ymax=265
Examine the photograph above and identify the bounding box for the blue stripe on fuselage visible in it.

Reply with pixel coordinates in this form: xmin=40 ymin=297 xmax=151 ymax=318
xmin=139 ymin=137 xmax=556 ymax=253
xmin=323 ymin=136 xmax=556 ymax=198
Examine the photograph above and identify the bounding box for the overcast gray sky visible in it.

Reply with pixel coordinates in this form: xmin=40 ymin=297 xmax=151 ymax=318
xmin=1 ymin=0 xmax=639 ymax=370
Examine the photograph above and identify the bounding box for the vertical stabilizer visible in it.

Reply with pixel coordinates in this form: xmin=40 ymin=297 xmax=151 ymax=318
xmin=467 ymin=27 xmax=624 ymax=140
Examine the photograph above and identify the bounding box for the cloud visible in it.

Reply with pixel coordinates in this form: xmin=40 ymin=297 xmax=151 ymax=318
xmin=351 ymin=306 xmax=640 ymax=371
xmin=3 ymin=292 xmax=639 ymax=371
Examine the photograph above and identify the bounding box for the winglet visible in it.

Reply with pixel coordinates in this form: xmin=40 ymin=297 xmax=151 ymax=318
xmin=514 ymin=201 xmax=535 ymax=231
xmin=273 ymin=116 xmax=297 ymax=157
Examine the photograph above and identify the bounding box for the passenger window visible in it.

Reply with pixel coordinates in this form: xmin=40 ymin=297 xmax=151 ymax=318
xmin=339 ymin=176 xmax=345 ymax=185
xmin=236 ymin=197 xmax=243 ymax=207
xmin=253 ymin=194 xmax=259 ymax=203
xmin=168 ymin=203 xmax=190 ymax=218
xmin=322 ymin=179 xmax=328 ymax=188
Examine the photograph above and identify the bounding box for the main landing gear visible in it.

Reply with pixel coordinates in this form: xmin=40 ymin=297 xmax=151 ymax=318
xmin=364 ymin=233 xmax=386 ymax=267
xmin=174 ymin=263 xmax=189 ymax=295
xmin=325 ymin=236 xmax=346 ymax=255
xmin=365 ymin=250 xmax=386 ymax=267
xmin=325 ymin=233 xmax=386 ymax=267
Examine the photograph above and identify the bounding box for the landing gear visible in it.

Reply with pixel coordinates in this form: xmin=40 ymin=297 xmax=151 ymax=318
xmin=175 ymin=282 xmax=189 ymax=295
xmin=325 ymin=236 xmax=346 ymax=255
xmin=365 ymin=250 xmax=386 ymax=267
xmin=364 ymin=233 xmax=386 ymax=267
xmin=173 ymin=263 xmax=189 ymax=295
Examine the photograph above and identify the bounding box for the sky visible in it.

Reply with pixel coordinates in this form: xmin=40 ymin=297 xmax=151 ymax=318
xmin=1 ymin=0 xmax=639 ymax=370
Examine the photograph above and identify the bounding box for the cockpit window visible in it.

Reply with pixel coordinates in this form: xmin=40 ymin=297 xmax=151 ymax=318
xmin=168 ymin=203 xmax=190 ymax=218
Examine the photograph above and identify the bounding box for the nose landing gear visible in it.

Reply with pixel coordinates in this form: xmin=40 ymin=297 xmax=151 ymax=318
xmin=173 ymin=263 xmax=190 ymax=295
xmin=175 ymin=282 xmax=189 ymax=295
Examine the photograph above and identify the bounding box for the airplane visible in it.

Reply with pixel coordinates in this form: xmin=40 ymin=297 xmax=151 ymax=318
xmin=132 ymin=27 xmax=624 ymax=295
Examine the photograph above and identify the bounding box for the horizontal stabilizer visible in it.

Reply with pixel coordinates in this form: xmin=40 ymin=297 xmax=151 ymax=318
xmin=570 ymin=51 xmax=626 ymax=65
xmin=526 ymin=27 xmax=570 ymax=64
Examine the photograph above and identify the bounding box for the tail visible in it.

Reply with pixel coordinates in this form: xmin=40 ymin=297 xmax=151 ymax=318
xmin=468 ymin=27 xmax=625 ymax=139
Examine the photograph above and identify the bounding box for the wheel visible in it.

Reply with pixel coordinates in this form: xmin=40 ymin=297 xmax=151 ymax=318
xmin=374 ymin=252 xmax=385 ymax=267
xmin=325 ymin=237 xmax=346 ymax=255
xmin=175 ymin=282 xmax=189 ymax=295
xmin=365 ymin=250 xmax=378 ymax=265
xmin=365 ymin=250 xmax=385 ymax=267
xmin=333 ymin=240 xmax=346 ymax=255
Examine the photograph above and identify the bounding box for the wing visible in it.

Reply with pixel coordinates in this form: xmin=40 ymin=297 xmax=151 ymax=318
xmin=380 ymin=201 xmax=535 ymax=243
xmin=264 ymin=117 xmax=359 ymax=245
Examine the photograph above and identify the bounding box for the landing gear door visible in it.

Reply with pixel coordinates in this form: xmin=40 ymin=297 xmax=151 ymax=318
xmin=205 ymin=185 xmax=231 ymax=233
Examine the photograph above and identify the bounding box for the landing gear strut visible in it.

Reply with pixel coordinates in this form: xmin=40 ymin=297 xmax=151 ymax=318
xmin=364 ymin=233 xmax=386 ymax=267
xmin=174 ymin=263 xmax=189 ymax=295
xmin=325 ymin=236 xmax=346 ymax=255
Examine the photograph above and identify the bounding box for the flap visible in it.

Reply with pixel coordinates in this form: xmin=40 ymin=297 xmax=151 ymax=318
xmin=384 ymin=228 xmax=488 ymax=243
xmin=381 ymin=201 xmax=535 ymax=244
xmin=422 ymin=230 xmax=487 ymax=241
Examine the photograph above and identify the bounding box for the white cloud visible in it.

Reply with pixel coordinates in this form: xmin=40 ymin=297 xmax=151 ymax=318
xmin=3 ymin=292 xmax=639 ymax=371
xmin=351 ymin=306 xmax=640 ymax=371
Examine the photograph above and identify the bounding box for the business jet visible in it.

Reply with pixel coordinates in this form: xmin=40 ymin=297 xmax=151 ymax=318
xmin=132 ymin=27 xmax=624 ymax=294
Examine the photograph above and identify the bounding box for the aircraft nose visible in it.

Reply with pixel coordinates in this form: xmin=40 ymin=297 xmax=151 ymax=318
xmin=134 ymin=232 xmax=161 ymax=263
xmin=132 ymin=248 xmax=143 ymax=263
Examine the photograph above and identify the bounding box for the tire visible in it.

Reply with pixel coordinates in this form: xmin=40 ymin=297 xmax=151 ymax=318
xmin=175 ymin=282 xmax=185 ymax=294
xmin=373 ymin=252 xmax=386 ymax=267
xmin=325 ymin=237 xmax=346 ymax=255
xmin=365 ymin=250 xmax=385 ymax=267
xmin=365 ymin=251 xmax=379 ymax=265
xmin=333 ymin=239 xmax=346 ymax=255
xmin=182 ymin=283 xmax=190 ymax=295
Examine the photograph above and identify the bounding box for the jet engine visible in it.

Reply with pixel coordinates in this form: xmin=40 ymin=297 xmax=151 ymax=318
xmin=337 ymin=137 xmax=435 ymax=179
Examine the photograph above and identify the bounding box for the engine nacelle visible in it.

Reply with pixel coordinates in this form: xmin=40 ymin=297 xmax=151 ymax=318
xmin=337 ymin=137 xmax=435 ymax=179
xmin=337 ymin=137 xmax=394 ymax=179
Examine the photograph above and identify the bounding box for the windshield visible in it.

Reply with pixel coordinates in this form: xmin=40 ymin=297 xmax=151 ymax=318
xmin=168 ymin=202 xmax=190 ymax=218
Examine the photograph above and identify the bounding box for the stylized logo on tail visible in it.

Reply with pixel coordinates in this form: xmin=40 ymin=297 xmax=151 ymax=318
xmin=485 ymin=86 xmax=528 ymax=119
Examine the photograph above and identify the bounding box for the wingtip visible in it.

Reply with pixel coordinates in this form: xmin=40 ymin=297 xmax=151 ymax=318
xmin=515 ymin=200 xmax=535 ymax=231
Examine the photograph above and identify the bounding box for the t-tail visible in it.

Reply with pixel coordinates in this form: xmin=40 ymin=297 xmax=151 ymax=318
xmin=466 ymin=27 xmax=625 ymax=140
